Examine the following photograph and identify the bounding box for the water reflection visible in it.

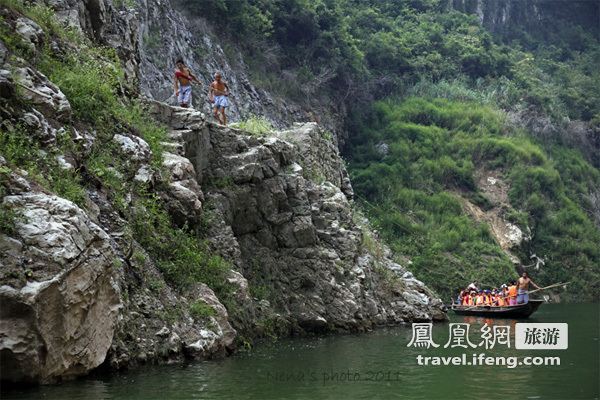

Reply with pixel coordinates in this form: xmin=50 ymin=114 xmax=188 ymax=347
xmin=2 ymin=303 xmax=598 ymax=399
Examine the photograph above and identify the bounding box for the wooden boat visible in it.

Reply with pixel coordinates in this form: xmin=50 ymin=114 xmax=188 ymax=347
xmin=450 ymin=299 xmax=544 ymax=319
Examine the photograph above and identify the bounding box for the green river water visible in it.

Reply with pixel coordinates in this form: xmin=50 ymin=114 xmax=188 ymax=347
xmin=2 ymin=303 xmax=598 ymax=399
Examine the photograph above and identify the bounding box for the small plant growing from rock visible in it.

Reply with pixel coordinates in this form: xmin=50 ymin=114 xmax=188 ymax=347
xmin=235 ymin=113 xmax=274 ymax=137
xmin=188 ymin=300 xmax=216 ymax=321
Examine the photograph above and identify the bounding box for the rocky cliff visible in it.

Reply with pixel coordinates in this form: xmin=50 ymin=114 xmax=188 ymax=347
xmin=45 ymin=0 xmax=315 ymax=130
xmin=449 ymin=0 xmax=599 ymax=40
xmin=0 ymin=1 xmax=446 ymax=385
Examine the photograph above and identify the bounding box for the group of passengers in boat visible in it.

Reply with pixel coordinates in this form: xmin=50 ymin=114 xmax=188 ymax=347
xmin=458 ymin=273 xmax=541 ymax=306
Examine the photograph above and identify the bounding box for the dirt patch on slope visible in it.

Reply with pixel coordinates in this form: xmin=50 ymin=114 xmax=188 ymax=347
xmin=461 ymin=168 xmax=526 ymax=264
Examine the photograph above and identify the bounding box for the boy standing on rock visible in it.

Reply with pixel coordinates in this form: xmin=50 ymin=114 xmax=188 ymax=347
xmin=174 ymin=59 xmax=201 ymax=108
xmin=209 ymin=72 xmax=230 ymax=125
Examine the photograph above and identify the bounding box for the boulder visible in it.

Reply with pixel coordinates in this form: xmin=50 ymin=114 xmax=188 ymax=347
xmin=15 ymin=17 xmax=44 ymax=48
xmin=113 ymin=134 xmax=152 ymax=162
xmin=0 ymin=191 xmax=121 ymax=384
xmin=12 ymin=64 xmax=72 ymax=123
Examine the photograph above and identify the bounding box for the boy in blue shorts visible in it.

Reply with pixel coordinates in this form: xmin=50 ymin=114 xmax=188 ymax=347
xmin=209 ymin=73 xmax=230 ymax=125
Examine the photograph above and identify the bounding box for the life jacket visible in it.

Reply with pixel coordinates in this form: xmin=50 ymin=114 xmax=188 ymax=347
xmin=492 ymin=295 xmax=500 ymax=306
xmin=476 ymin=295 xmax=484 ymax=305
xmin=508 ymin=285 xmax=517 ymax=298
xmin=497 ymin=296 xmax=505 ymax=306
xmin=462 ymin=296 xmax=469 ymax=305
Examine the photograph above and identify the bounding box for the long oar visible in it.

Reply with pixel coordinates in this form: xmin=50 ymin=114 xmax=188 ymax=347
xmin=462 ymin=301 xmax=494 ymax=311
xmin=523 ymin=282 xmax=570 ymax=296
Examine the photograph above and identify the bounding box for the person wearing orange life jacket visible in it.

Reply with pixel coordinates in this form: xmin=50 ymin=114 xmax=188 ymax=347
xmin=497 ymin=293 xmax=505 ymax=306
xmin=462 ymin=289 xmax=470 ymax=304
xmin=463 ymin=291 xmax=472 ymax=305
xmin=484 ymin=290 xmax=493 ymax=305
xmin=476 ymin=291 xmax=485 ymax=305
xmin=500 ymin=284 xmax=509 ymax=301
xmin=490 ymin=289 xmax=498 ymax=306
xmin=508 ymin=281 xmax=518 ymax=306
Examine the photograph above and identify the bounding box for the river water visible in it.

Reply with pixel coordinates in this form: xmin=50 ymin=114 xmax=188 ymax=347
xmin=3 ymin=303 xmax=598 ymax=399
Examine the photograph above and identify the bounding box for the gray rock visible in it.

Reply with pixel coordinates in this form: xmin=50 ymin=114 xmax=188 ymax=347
xmin=134 ymin=165 xmax=155 ymax=183
xmin=0 ymin=68 xmax=15 ymax=98
xmin=0 ymin=191 xmax=120 ymax=384
xmin=113 ymin=134 xmax=152 ymax=162
xmin=44 ymin=0 xmax=140 ymax=82
xmin=155 ymin=326 xmax=170 ymax=338
xmin=177 ymin=116 xmax=447 ymax=337
xmin=375 ymin=142 xmax=389 ymax=157
xmin=23 ymin=108 xmax=57 ymax=144
xmin=12 ymin=65 xmax=72 ymax=123
xmin=163 ymin=152 xmax=196 ymax=181
xmin=16 ymin=18 xmax=44 ymax=48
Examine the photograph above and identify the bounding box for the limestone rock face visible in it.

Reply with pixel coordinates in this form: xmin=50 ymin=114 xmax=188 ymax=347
xmin=148 ymin=102 xmax=447 ymax=337
xmin=43 ymin=0 xmax=140 ymax=82
xmin=277 ymin=123 xmax=353 ymax=199
xmin=0 ymin=185 xmax=121 ymax=384
xmin=0 ymin=3 xmax=446 ymax=379
xmin=15 ymin=17 xmax=44 ymax=47
xmin=42 ymin=0 xmax=340 ymax=134
xmin=11 ymin=63 xmax=72 ymax=124
xmin=163 ymin=150 xmax=205 ymax=227
xmin=114 ymin=133 xmax=152 ymax=162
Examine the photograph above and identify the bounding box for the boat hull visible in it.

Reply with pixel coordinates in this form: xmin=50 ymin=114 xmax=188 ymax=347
xmin=451 ymin=299 xmax=544 ymax=319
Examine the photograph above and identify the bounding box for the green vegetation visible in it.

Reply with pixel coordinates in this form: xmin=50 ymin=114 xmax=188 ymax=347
xmin=345 ymin=98 xmax=600 ymax=301
xmin=185 ymin=5 xmax=600 ymax=309
xmin=2 ymin=0 xmax=598 ymax=310
xmin=184 ymin=0 xmax=598 ymax=125
xmin=126 ymin=194 xmax=234 ymax=295
xmin=0 ymin=126 xmax=87 ymax=208
xmin=0 ymin=167 xmax=24 ymax=233
xmin=188 ymin=299 xmax=217 ymax=321
xmin=235 ymin=113 xmax=274 ymax=136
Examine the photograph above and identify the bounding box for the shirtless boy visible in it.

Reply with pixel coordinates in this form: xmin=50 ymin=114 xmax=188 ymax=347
xmin=174 ymin=59 xmax=201 ymax=108
xmin=209 ymin=73 xmax=230 ymax=125
xmin=516 ymin=272 xmax=541 ymax=304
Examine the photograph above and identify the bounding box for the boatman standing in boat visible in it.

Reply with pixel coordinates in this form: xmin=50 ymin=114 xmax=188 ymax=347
xmin=174 ymin=59 xmax=202 ymax=108
xmin=516 ymin=272 xmax=541 ymax=304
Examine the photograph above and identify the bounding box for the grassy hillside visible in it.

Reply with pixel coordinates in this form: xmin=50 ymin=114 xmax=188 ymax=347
xmin=344 ymin=97 xmax=600 ymax=301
